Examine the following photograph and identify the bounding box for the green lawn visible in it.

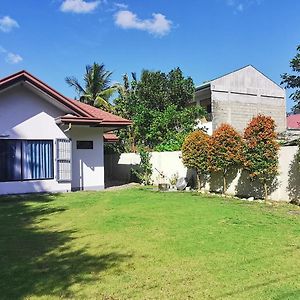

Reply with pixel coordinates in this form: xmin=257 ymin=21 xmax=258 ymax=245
xmin=0 ymin=188 xmax=299 ymax=299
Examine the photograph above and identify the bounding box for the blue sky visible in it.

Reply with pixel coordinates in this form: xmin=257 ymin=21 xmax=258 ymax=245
xmin=0 ymin=0 xmax=299 ymax=111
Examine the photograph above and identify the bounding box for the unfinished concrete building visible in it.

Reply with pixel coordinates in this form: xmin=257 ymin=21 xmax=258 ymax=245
xmin=194 ymin=65 xmax=286 ymax=133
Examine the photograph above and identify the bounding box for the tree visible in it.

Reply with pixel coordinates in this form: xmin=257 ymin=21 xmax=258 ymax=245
xmin=114 ymin=73 xmax=139 ymax=152
xmin=182 ymin=130 xmax=211 ymax=190
xmin=209 ymin=124 xmax=243 ymax=194
xmin=243 ymin=115 xmax=279 ymax=200
xmin=281 ymin=45 xmax=300 ymax=112
xmin=114 ymin=68 xmax=205 ymax=151
xmin=65 ymin=62 xmax=116 ymax=111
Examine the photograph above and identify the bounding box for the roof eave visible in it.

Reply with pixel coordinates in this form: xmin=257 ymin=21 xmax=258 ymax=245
xmin=0 ymin=71 xmax=93 ymax=118
xmin=195 ymin=82 xmax=211 ymax=91
xmin=101 ymin=120 xmax=132 ymax=126
xmin=55 ymin=116 xmax=103 ymax=126
xmin=56 ymin=117 xmax=132 ymax=128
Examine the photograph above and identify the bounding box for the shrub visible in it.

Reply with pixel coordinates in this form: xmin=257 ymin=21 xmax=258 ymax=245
xmin=182 ymin=130 xmax=211 ymax=190
xmin=132 ymin=149 xmax=153 ymax=185
xmin=243 ymin=115 xmax=279 ymax=200
xmin=209 ymin=123 xmax=243 ymax=194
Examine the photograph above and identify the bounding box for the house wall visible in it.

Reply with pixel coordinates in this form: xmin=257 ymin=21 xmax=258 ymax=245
xmin=105 ymin=146 xmax=299 ymax=202
xmin=69 ymin=126 xmax=104 ymax=191
xmin=194 ymin=66 xmax=286 ymax=134
xmin=211 ymin=66 xmax=286 ymax=133
xmin=0 ymin=85 xmax=71 ymax=194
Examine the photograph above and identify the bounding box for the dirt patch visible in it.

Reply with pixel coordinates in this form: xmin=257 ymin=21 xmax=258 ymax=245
xmin=105 ymin=182 xmax=140 ymax=191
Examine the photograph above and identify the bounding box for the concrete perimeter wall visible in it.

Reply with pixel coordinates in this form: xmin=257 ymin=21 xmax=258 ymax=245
xmin=105 ymin=146 xmax=299 ymax=202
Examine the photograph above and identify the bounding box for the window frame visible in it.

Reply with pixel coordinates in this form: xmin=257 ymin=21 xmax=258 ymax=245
xmin=76 ymin=140 xmax=94 ymax=150
xmin=0 ymin=139 xmax=54 ymax=183
xmin=56 ymin=138 xmax=72 ymax=183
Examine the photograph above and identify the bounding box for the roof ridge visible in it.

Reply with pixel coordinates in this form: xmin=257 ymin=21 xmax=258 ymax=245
xmin=196 ymin=65 xmax=283 ymax=91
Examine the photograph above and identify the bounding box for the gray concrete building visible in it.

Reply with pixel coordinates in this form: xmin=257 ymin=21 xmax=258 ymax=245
xmin=194 ymin=65 xmax=286 ymax=133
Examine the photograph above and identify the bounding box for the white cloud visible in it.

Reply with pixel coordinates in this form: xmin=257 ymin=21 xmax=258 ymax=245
xmin=114 ymin=10 xmax=172 ymax=37
xmin=114 ymin=3 xmax=128 ymax=9
xmin=225 ymin=0 xmax=262 ymax=12
xmin=6 ymin=52 xmax=23 ymax=64
xmin=0 ymin=46 xmax=23 ymax=64
xmin=0 ymin=16 xmax=19 ymax=33
xmin=60 ymin=0 xmax=100 ymax=13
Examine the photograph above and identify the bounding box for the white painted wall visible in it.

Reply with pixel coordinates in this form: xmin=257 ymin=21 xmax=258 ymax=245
xmin=105 ymin=146 xmax=300 ymax=202
xmin=0 ymin=85 xmax=67 ymax=139
xmin=0 ymin=85 xmax=71 ymax=195
xmin=196 ymin=120 xmax=213 ymax=135
xmin=105 ymin=151 xmax=187 ymax=185
xmin=0 ymin=84 xmax=105 ymax=195
xmin=213 ymin=146 xmax=299 ymax=201
xmin=69 ymin=126 xmax=104 ymax=191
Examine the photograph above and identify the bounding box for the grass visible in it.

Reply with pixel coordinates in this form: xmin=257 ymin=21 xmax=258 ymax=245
xmin=0 ymin=188 xmax=299 ymax=299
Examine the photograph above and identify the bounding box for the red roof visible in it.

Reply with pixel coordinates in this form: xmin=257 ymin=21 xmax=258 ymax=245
xmin=103 ymin=132 xmax=119 ymax=142
xmin=68 ymin=99 xmax=131 ymax=124
xmin=287 ymin=114 xmax=300 ymax=129
xmin=0 ymin=70 xmax=131 ymax=128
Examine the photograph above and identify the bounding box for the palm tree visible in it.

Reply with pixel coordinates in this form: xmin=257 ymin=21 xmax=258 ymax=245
xmin=65 ymin=63 xmax=116 ymax=111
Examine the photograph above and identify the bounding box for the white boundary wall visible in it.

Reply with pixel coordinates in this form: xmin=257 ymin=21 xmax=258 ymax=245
xmin=105 ymin=146 xmax=299 ymax=202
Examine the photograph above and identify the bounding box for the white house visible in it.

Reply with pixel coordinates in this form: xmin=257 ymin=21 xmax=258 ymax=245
xmin=0 ymin=70 xmax=131 ymax=195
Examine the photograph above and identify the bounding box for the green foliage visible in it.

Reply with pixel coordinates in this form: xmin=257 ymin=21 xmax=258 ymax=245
xmin=182 ymin=130 xmax=211 ymax=189
xmin=114 ymin=68 xmax=205 ymax=152
xmin=132 ymin=149 xmax=153 ymax=185
xmin=154 ymin=138 xmax=183 ymax=152
xmin=151 ymin=105 xmax=203 ymax=151
xmin=281 ymin=45 xmax=300 ymax=112
xmin=243 ymin=115 xmax=279 ymax=199
xmin=209 ymin=124 xmax=244 ymax=193
xmin=114 ymin=73 xmax=140 ymax=152
xmin=65 ymin=62 xmax=116 ymax=111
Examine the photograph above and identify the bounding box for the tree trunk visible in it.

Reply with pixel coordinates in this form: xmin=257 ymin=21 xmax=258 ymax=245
xmin=197 ymin=173 xmax=201 ymax=191
xmin=131 ymin=132 xmax=136 ymax=153
xmin=263 ymin=182 xmax=268 ymax=200
xmin=223 ymin=172 xmax=227 ymax=194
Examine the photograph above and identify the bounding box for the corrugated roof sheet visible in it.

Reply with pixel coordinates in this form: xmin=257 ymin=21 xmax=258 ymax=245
xmin=287 ymin=114 xmax=300 ymax=129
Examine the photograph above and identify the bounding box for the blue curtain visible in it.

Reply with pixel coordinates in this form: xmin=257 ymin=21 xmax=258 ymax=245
xmin=23 ymin=141 xmax=53 ymax=180
xmin=0 ymin=140 xmax=22 ymax=181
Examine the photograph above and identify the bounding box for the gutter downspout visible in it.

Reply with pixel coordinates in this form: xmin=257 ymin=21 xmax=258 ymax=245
xmin=64 ymin=123 xmax=72 ymax=132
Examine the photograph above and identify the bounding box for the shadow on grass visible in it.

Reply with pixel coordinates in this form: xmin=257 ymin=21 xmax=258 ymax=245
xmin=0 ymin=194 xmax=131 ymax=299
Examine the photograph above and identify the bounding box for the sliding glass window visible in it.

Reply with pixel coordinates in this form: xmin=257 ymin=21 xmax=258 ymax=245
xmin=0 ymin=140 xmax=54 ymax=182
xmin=0 ymin=140 xmax=22 ymax=181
